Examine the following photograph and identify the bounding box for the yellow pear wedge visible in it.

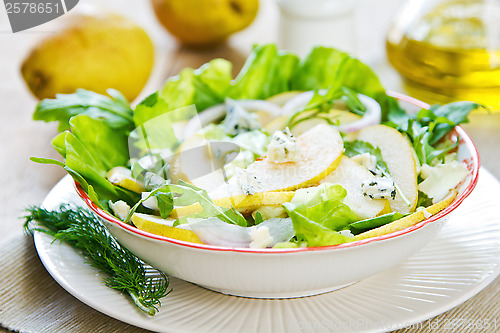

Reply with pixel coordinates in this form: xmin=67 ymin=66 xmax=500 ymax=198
xmin=353 ymin=190 xmax=457 ymax=241
xmin=131 ymin=213 xmax=204 ymax=244
xmin=209 ymin=124 xmax=344 ymax=198
xmin=321 ymin=156 xmax=389 ymax=219
xmin=266 ymin=91 xmax=303 ymax=106
xmin=355 ymin=125 xmax=418 ymax=214
xmin=171 ymin=191 xmax=295 ymax=218
xmin=106 ymin=166 xmax=145 ymax=193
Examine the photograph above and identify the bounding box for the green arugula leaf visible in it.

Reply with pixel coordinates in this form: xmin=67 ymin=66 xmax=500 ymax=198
xmin=387 ymin=101 xmax=482 ymax=166
xmin=405 ymin=118 xmax=460 ymax=166
xmin=155 ymin=192 xmax=174 ymax=219
xmin=253 ymin=211 xmax=264 ymax=225
xmin=286 ymin=86 xmax=370 ymax=130
xmin=416 ymin=191 xmax=433 ymax=208
xmin=341 ymin=87 xmax=367 ymax=116
xmin=171 ymin=181 xmax=247 ymax=226
xmin=34 ymin=89 xmax=133 ymax=131
xmin=418 ymin=102 xmax=481 ymax=144
xmin=344 ymin=140 xmax=390 ymax=175
xmin=125 ymin=181 xmax=247 ymax=227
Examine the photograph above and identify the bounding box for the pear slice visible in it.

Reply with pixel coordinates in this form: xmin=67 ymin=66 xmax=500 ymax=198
xmin=355 ymin=125 xmax=418 ymax=214
xmin=320 ymin=156 xmax=389 ymax=219
xmin=170 ymin=191 xmax=296 ymax=218
xmin=266 ymin=91 xmax=303 ymax=106
xmin=265 ymin=109 xmax=361 ymax=136
xmin=209 ymin=124 xmax=344 ymax=199
xmin=106 ymin=166 xmax=145 ymax=193
xmin=353 ymin=190 xmax=457 ymax=241
xmin=131 ymin=213 xmax=204 ymax=244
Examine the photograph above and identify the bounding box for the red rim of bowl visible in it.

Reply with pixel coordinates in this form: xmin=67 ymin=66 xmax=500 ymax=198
xmin=74 ymin=92 xmax=480 ymax=254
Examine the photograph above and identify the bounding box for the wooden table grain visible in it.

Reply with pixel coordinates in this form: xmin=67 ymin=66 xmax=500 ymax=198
xmin=0 ymin=0 xmax=498 ymax=332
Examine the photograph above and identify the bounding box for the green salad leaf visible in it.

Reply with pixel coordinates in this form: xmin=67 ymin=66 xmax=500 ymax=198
xmin=348 ymin=212 xmax=405 ymax=235
xmin=155 ymin=192 xmax=174 ymax=219
xmin=291 ymin=47 xmax=348 ymax=90
xmin=133 ymin=58 xmax=233 ymax=126
xmin=291 ymin=46 xmax=397 ymax=120
xmin=283 ymin=209 xmax=354 ymax=247
xmin=126 ymin=181 xmax=247 ymax=227
xmin=391 ymin=102 xmax=482 ymax=165
xmin=283 ymin=184 xmax=358 ymax=246
xmin=228 ymin=44 xmax=299 ymax=100
xmin=34 ymin=89 xmax=134 ymax=132
xmin=416 ymin=191 xmax=433 ymax=208
xmin=344 ymin=140 xmax=390 ymax=175
xmin=69 ymin=115 xmax=130 ymax=171
xmin=286 ymin=86 xmax=368 ymax=129
xmin=32 ymin=115 xmax=139 ymax=208
xmin=417 ymin=102 xmax=480 ymax=144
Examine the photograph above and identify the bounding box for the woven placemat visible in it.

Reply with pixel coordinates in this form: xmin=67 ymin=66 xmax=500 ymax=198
xmin=1 ymin=234 xmax=498 ymax=333
xmin=0 ymin=235 xmax=150 ymax=333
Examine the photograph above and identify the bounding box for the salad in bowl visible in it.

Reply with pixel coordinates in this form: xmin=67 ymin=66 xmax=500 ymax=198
xmin=33 ymin=45 xmax=480 ymax=297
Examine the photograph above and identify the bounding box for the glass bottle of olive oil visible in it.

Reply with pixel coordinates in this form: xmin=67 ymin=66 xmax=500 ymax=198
xmin=386 ymin=0 xmax=500 ymax=111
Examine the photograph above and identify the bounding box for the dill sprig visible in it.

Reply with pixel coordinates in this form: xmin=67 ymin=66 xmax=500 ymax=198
xmin=24 ymin=205 xmax=171 ymax=316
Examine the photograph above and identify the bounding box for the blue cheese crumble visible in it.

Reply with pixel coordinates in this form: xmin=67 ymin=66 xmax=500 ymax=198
xmin=223 ymin=98 xmax=261 ymax=136
xmin=267 ymin=127 xmax=300 ymax=163
xmin=234 ymin=167 xmax=263 ymax=195
xmin=361 ymin=177 xmax=396 ymax=200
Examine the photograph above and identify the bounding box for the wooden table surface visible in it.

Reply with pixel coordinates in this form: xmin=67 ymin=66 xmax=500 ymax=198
xmin=1 ymin=0 xmax=499 ymax=332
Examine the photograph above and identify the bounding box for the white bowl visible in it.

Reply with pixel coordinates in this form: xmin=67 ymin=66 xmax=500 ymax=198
xmin=76 ymin=93 xmax=479 ymax=299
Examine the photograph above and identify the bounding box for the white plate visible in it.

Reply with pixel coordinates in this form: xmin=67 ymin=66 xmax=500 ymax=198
xmin=35 ymin=169 xmax=500 ymax=333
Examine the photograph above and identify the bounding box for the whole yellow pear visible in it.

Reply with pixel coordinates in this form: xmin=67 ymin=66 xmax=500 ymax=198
xmin=151 ymin=0 xmax=259 ymax=47
xmin=21 ymin=12 xmax=154 ymax=102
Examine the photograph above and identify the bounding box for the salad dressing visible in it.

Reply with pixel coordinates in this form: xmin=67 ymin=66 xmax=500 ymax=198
xmin=387 ymin=0 xmax=500 ymax=110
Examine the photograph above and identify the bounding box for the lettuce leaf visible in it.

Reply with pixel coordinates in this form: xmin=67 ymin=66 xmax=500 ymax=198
xmin=69 ymin=115 xmax=129 ymax=171
xmin=133 ymin=59 xmax=233 ymax=126
xmin=228 ymin=44 xmax=300 ymax=100
xmin=283 ymin=208 xmax=354 ymax=247
xmin=283 ymin=184 xmax=358 ymax=246
xmin=291 ymin=46 xmax=397 ymax=120
xmin=33 ymin=114 xmax=138 ymax=207
xmin=291 ymin=47 xmax=349 ymax=91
